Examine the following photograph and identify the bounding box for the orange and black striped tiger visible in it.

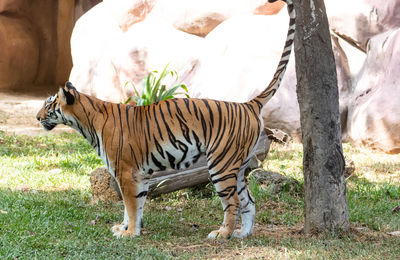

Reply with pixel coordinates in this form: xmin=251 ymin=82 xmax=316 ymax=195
xmin=37 ymin=0 xmax=295 ymax=239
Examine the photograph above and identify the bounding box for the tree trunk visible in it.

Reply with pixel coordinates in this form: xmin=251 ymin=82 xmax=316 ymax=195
xmin=293 ymin=0 xmax=349 ymax=233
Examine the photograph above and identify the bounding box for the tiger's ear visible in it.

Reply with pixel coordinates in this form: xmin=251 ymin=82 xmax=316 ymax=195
xmin=58 ymin=87 xmax=75 ymax=105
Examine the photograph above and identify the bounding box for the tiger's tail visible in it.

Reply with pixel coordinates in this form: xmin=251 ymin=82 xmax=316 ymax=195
xmin=250 ymin=0 xmax=296 ymax=110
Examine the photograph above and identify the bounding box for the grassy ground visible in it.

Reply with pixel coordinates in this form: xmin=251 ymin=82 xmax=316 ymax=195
xmin=0 ymin=131 xmax=399 ymax=259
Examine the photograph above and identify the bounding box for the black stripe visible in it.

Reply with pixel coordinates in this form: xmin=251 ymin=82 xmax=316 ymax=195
xmin=287 ymin=28 xmax=295 ymax=36
xmin=153 ymin=104 xmax=164 ymax=141
xmin=208 ymin=118 xmax=227 ymax=154
xmin=172 ymin=99 xmax=187 ymax=123
xmin=223 ymin=204 xmax=234 ymax=212
xmin=199 ymin=110 xmax=207 ymax=142
xmin=285 ymin=39 xmax=294 ymax=48
xmin=154 ymin=137 xmax=165 ymax=159
xmin=288 ymin=3 xmax=294 ymax=13
xmin=129 ymin=144 xmax=141 ymax=170
xmin=278 ymin=59 xmax=288 ymax=67
xmin=192 ymin=100 xmax=199 ymax=120
xmin=238 ymin=186 xmax=246 ymax=195
xmin=86 ymin=96 xmax=97 ymax=111
xmin=177 ymin=116 xmax=192 ymax=144
xmin=183 ymin=98 xmax=192 ymax=115
xmin=159 ymin=105 xmax=178 ymax=149
xmin=282 ymin=50 xmax=292 ymax=58
xmin=202 ymin=99 xmax=214 ymax=127
xmin=126 ymin=105 xmax=131 ymax=133
xmin=212 ymin=173 xmax=237 ymax=184
xmin=151 ymin=153 xmax=166 ymax=171
xmin=136 ymin=191 xmax=148 ymax=198
xmin=165 ymin=100 xmax=173 ymax=117
xmin=176 ymin=141 xmax=189 ymax=169
xmin=217 ymin=185 xmax=237 ymax=199
xmin=166 ymin=151 xmax=176 ymax=169
xmin=192 ymin=130 xmax=201 ymax=152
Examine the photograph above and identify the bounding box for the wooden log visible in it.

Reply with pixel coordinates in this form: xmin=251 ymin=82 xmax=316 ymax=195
xmin=148 ymin=131 xmax=270 ymax=197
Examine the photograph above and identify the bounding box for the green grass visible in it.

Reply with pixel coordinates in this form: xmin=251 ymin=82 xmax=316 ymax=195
xmin=0 ymin=131 xmax=399 ymax=259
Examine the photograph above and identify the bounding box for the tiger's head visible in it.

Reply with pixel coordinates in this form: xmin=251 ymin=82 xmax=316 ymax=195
xmin=36 ymin=82 xmax=77 ymax=131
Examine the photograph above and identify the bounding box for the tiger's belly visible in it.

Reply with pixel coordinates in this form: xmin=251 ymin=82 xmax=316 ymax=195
xmin=142 ymin=141 xmax=204 ymax=175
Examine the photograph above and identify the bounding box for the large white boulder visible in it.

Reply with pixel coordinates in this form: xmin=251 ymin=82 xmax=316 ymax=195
xmin=347 ymin=29 xmax=400 ymax=154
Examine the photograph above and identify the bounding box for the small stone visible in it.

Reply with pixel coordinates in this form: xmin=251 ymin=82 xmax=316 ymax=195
xmin=90 ymin=167 xmax=122 ymax=203
xmin=387 ymin=231 xmax=400 ymax=237
xmin=392 ymin=205 xmax=400 ymax=213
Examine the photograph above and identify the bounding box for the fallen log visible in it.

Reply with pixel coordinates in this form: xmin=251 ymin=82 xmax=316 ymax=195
xmin=148 ymin=131 xmax=270 ymax=197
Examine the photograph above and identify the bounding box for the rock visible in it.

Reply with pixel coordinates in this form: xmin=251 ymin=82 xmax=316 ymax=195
xmin=254 ymin=0 xmax=286 ymax=15
xmin=70 ymin=6 xmax=202 ymax=102
xmin=344 ymin=157 xmax=355 ymax=178
xmin=365 ymin=0 xmax=400 ymax=29
xmin=73 ymin=0 xmax=102 ymax=21
xmin=69 ymin=2 xmax=126 ymax=102
xmin=326 ymin=0 xmax=393 ymax=47
xmin=347 ymin=29 xmax=400 ymax=154
xmin=387 ymin=231 xmax=400 ymax=237
xmin=150 ymin=0 xmax=281 ymax=37
xmin=113 ymin=17 xmax=202 ymax=100
xmin=0 ymin=0 xmax=99 ymax=92
xmin=264 ymin=127 xmax=290 ymax=144
xmin=251 ymin=169 xmax=301 ymax=195
xmin=103 ymin=0 xmax=156 ymax=32
xmin=0 ymin=16 xmax=39 ymax=90
xmin=90 ymin=167 xmax=122 ymax=203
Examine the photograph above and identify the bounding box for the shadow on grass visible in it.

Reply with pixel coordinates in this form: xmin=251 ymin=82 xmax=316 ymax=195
xmin=346 ymin=176 xmax=400 ymax=231
xmin=1 ymin=185 xmax=400 ymax=259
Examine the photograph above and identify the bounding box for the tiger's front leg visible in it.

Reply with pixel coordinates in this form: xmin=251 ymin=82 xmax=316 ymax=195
xmin=111 ymin=172 xmax=149 ymax=237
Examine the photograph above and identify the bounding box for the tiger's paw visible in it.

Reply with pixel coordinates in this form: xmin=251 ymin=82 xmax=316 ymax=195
xmin=231 ymin=229 xmax=251 ymax=238
xmin=207 ymin=228 xmax=232 ymax=239
xmin=117 ymin=230 xmax=137 ymax=237
xmin=111 ymin=223 xmax=127 ymax=237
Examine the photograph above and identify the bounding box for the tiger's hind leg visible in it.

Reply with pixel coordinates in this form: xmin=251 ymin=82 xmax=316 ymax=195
xmin=207 ymin=155 xmax=243 ymax=239
xmin=232 ymin=157 xmax=255 ymax=238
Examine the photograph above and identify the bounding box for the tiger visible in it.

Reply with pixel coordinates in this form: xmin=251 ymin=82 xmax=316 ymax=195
xmin=36 ymin=0 xmax=295 ymax=239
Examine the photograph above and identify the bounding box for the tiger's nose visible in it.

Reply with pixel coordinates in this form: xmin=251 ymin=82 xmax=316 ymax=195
xmin=36 ymin=111 xmax=42 ymax=121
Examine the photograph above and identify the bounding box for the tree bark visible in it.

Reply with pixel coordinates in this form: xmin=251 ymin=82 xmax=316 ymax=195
xmin=293 ymin=0 xmax=349 ymax=233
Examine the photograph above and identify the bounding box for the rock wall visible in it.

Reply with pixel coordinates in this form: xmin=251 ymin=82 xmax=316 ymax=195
xmin=0 ymin=0 xmax=100 ymax=92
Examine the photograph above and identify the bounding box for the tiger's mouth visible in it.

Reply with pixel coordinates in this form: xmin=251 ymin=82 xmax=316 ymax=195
xmin=39 ymin=121 xmax=56 ymax=131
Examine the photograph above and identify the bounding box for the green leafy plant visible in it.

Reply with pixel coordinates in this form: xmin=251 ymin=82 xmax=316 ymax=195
xmin=125 ymin=64 xmax=189 ymax=106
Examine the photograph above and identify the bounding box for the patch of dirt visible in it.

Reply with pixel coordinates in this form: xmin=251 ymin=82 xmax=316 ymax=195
xmin=0 ymin=91 xmax=72 ymax=135
xmin=153 ymin=224 xmax=394 ymax=259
